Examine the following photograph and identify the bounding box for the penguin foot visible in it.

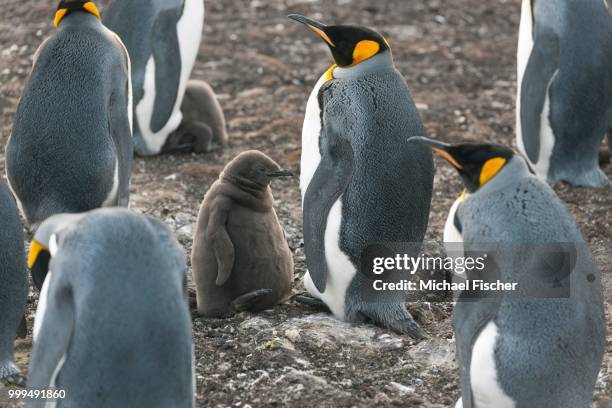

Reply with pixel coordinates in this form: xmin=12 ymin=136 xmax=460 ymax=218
xmin=2 ymin=373 xmax=26 ymax=388
xmin=0 ymin=363 xmax=26 ymax=388
xmin=231 ymin=289 xmax=273 ymax=312
xmin=359 ymin=306 xmax=428 ymax=340
xmin=291 ymin=293 xmax=330 ymax=312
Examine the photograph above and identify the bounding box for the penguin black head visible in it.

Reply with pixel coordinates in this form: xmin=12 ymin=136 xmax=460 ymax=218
xmin=28 ymin=213 xmax=87 ymax=290
xmin=288 ymin=14 xmax=389 ymax=68
xmin=55 ymin=1 xmax=101 ymax=28
xmin=409 ymin=137 xmax=515 ymax=193
xmin=222 ymin=150 xmax=293 ymax=190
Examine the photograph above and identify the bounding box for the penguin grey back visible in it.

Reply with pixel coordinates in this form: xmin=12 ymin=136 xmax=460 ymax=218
xmin=6 ymin=12 xmax=133 ymax=227
xmin=0 ymin=181 xmax=28 ymax=385
xmin=519 ymin=0 xmax=612 ymax=186
xmin=27 ymin=208 xmax=193 ymax=407
xmin=320 ymin=53 xmax=434 ymax=264
xmin=455 ymin=157 xmax=605 ymax=407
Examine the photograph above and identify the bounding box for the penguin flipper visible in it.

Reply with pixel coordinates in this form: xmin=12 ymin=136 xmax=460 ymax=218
xmin=28 ymin=278 xmax=74 ymax=394
xmin=231 ymin=289 xmax=273 ymax=312
xmin=207 ymin=203 xmax=235 ymax=286
xmin=303 ymin=130 xmax=354 ymax=293
xmin=150 ymin=8 xmax=182 ymax=133
xmin=520 ymin=28 xmax=560 ymax=163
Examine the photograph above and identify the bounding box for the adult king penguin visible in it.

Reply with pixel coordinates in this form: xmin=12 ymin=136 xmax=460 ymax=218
xmin=0 ymin=181 xmax=28 ymax=387
xmin=6 ymin=1 xmax=133 ymax=228
xmin=411 ymin=136 xmax=605 ymax=408
xmin=27 ymin=209 xmax=194 ymax=408
xmin=289 ymin=15 xmax=434 ymax=338
xmin=516 ymin=0 xmax=612 ymax=187
xmin=103 ymin=0 xmax=208 ymax=155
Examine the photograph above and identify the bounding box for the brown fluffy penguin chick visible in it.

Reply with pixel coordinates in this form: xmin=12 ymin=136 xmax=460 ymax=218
xmin=163 ymin=80 xmax=227 ymax=154
xmin=191 ymin=150 xmax=294 ymax=317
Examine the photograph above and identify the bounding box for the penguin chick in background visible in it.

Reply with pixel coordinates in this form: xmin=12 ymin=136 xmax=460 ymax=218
xmin=0 ymin=181 xmax=28 ymax=387
xmin=162 ymin=79 xmax=228 ymax=154
xmin=103 ymin=0 xmax=224 ymax=156
xmin=27 ymin=208 xmax=194 ymax=408
xmin=6 ymin=1 xmax=133 ymax=289
xmin=191 ymin=151 xmax=294 ymax=318
xmin=289 ymin=15 xmax=434 ymax=339
xmin=411 ymin=137 xmax=605 ymax=408
xmin=516 ymin=0 xmax=612 ymax=187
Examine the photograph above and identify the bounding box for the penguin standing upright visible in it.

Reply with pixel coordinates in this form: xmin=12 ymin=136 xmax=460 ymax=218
xmin=0 ymin=181 xmax=28 ymax=387
xmin=517 ymin=0 xmax=612 ymax=187
xmin=411 ymin=137 xmax=605 ymax=408
xmin=289 ymin=15 xmax=434 ymax=338
xmin=27 ymin=209 xmax=194 ymax=408
xmin=6 ymin=0 xmax=133 ymax=289
xmin=191 ymin=151 xmax=294 ymax=317
xmin=104 ymin=0 xmax=222 ymax=156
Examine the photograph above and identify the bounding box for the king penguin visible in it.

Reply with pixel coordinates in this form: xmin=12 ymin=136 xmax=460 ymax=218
xmin=516 ymin=0 xmax=612 ymax=187
xmin=26 ymin=208 xmax=194 ymax=408
xmin=289 ymin=15 xmax=434 ymax=338
xmin=191 ymin=151 xmax=294 ymax=318
xmin=0 ymin=181 xmax=28 ymax=387
xmin=103 ymin=0 xmax=211 ymax=156
xmin=6 ymin=1 xmax=133 ymax=229
xmin=411 ymin=136 xmax=606 ymax=408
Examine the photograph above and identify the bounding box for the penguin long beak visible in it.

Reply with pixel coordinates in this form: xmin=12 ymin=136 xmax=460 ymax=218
xmin=28 ymin=240 xmax=48 ymax=269
xmin=267 ymin=170 xmax=294 ymax=178
xmin=288 ymin=14 xmax=336 ymax=47
xmin=408 ymin=136 xmax=464 ymax=170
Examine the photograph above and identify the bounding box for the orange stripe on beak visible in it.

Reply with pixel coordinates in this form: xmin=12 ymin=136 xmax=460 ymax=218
xmin=432 ymin=147 xmax=464 ymax=170
xmin=308 ymin=25 xmax=335 ymax=47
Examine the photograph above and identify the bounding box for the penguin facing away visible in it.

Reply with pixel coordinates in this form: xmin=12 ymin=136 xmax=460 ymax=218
xmin=516 ymin=0 xmax=612 ymax=187
xmin=411 ymin=137 xmax=605 ymax=408
xmin=191 ymin=151 xmax=294 ymax=318
xmin=162 ymin=79 xmax=228 ymax=154
xmin=289 ymin=15 xmax=434 ymax=338
xmin=0 ymin=181 xmax=28 ymax=387
xmin=27 ymin=208 xmax=194 ymax=408
xmin=103 ymin=0 xmax=208 ymax=156
xmin=6 ymin=1 xmax=133 ymax=228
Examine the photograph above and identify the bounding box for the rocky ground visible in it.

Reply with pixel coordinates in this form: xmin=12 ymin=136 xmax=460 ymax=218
xmin=0 ymin=0 xmax=611 ymax=407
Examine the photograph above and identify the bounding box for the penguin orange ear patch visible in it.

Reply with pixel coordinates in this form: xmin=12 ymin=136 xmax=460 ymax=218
xmin=479 ymin=157 xmax=507 ymax=186
xmin=54 ymin=9 xmax=68 ymax=28
xmin=352 ymin=40 xmax=380 ymax=65
xmin=54 ymin=1 xmax=101 ymax=28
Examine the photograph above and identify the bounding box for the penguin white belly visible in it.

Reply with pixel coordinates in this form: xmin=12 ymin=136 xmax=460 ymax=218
xmin=443 ymin=196 xmax=463 ymax=245
xmin=444 ymin=196 xmax=466 ymax=277
xmin=516 ymin=0 xmax=534 ymax=158
xmin=304 ymin=198 xmax=356 ymax=320
xmin=530 ymin=72 xmax=557 ymax=180
xmin=470 ymin=322 xmax=516 ymax=408
xmin=102 ymin=160 xmax=119 ymax=207
xmin=300 ymin=73 xmax=328 ymax=202
xmin=33 ymin=270 xmax=52 ymax=342
xmin=136 ymin=0 xmax=204 ymax=154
